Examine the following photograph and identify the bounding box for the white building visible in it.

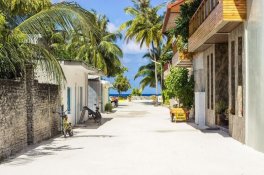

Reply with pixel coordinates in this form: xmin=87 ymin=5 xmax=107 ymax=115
xmin=60 ymin=60 xmax=103 ymax=125
xmin=101 ymin=80 xmax=112 ymax=112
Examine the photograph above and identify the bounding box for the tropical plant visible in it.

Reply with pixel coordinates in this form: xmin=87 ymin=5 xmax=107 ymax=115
xmin=215 ymin=101 xmax=228 ymax=114
xmin=121 ymin=0 xmax=174 ymax=98
xmin=134 ymin=46 xmax=165 ymax=90
xmin=173 ymin=0 xmax=202 ymax=44
xmin=0 ymin=1 xmax=99 ymax=83
xmin=120 ymin=0 xmax=164 ymax=48
xmin=113 ymin=74 xmax=131 ymax=95
xmin=134 ymin=61 xmax=161 ymax=90
xmin=105 ymin=103 xmax=113 ymax=112
xmin=131 ymin=88 xmax=142 ymax=96
xmin=65 ymin=11 xmax=124 ymax=77
xmin=164 ymin=67 xmax=194 ymax=108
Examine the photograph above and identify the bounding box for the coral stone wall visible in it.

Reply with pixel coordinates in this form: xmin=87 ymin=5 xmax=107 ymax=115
xmin=0 ymin=66 xmax=61 ymax=161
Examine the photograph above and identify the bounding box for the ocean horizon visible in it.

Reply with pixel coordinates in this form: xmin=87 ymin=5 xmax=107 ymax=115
xmin=110 ymin=94 xmax=161 ymax=97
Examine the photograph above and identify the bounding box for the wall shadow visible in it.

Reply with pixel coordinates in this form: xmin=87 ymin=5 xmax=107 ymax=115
xmin=187 ymin=121 xmax=230 ymax=138
xmin=76 ymin=118 xmax=113 ymax=129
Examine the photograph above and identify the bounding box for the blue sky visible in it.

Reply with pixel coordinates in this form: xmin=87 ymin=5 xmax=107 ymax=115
xmin=52 ymin=0 xmax=167 ymax=94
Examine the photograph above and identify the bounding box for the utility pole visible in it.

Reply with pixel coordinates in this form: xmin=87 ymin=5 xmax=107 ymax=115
xmin=154 ymin=55 xmax=158 ymax=106
xmin=151 ymin=57 xmax=163 ymax=106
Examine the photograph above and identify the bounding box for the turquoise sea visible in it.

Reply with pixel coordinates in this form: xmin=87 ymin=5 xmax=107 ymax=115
xmin=110 ymin=94 xmax=161 ymax=97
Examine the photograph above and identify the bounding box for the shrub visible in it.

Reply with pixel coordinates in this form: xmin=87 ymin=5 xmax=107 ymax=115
xmin=164 ymin=67 xmax=194 ymax=109
xmin=131 ymin=88 xmax=142 ymax=96
xmin=105 ymin=103 xmax=113 ymax=112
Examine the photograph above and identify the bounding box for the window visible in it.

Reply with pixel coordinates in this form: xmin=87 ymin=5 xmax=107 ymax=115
xmin=67 ymin=87 xmax=71 ymax=114
xmin=238 ymin=37 xmax=243 ymax=116
xmin=79 ymin=87 xmax=83 ymax=111
xmin=231 ymin=41 xmax=236 ymax=114
xmin=211 ymin=53 xmax=214 ymax=110
xmin=207 ymin=55 xmax=210 ymax=109
xmin=238 ymin=37 xmax=243 ymax=86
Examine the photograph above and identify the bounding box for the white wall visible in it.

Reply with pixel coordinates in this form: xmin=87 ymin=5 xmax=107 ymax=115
xmin=246 ymin=0 xmax=264 ymax=152
xmin=101 ymin=82 xmax=111 ymax=112
xmin=61 ymin=65 xmax=88 ymax=125
xmin=193 ymin=52 xmax=206 ymax=127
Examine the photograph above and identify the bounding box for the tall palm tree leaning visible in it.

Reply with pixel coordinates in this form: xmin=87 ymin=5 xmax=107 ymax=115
xmin=66 ymin=11 xmax=124 ymax=77
xmin=0 ymin=0 xmax=99 ymax=83
xmin=120 ymin=0 xmax=164 ymax=105
xmin=134 ymin=62 xmax=161 ymax=91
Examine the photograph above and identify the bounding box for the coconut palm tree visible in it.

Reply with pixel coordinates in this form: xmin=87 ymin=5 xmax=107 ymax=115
xmin=67 ymin=11 xmax=124 ymax=77
xmin=0 ymin=1 xmax=99 ymax=83
xmin=121 ymin=0 xmax=165 ymax=104
xmin=120 ymin=0 xmax=164 ymax=48
xmin=134 ymin=61 xmax=162 ymax=90
xmin=134 ymin=48 xmax=162 ymax=90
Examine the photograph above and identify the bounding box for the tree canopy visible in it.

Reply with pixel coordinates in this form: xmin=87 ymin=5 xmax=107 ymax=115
xmin=113 ymin=74 xmax=131 ymax=95
xmin=0 ymin=1 xmax=124 ymax=83
xmin=164 ymin=67 xmax=194 ymax=108
xmin=131 ymin=88 xmax=142 ymax=96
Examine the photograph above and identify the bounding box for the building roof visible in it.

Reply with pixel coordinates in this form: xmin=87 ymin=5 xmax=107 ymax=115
xmin=162 ymin=0 xmax=185 ymax=33
xmin=60 ymin=60 xmax=104 ymax=76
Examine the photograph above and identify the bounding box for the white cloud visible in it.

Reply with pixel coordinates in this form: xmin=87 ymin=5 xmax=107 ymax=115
xmin=107 ymin=23 xmax=119 ymax=33
xmin=122 ymin=40 xmax=148 ymax=54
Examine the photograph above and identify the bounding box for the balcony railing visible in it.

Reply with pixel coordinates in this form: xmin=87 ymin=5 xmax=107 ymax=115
xmin=189 ymin=0 xmax=219 ymax=36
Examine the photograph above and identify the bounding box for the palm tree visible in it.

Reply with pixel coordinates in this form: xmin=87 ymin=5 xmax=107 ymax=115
xmin=121 ymin=0 xmax=165 ymax=104
xmin=134 ymin=61 xmax=161 ymax=90
xmin=120 ymin=0 xmax=163 ymax=48
xmin=134 ymin=49 xmax=162 ymax=90
xmin=65 ymin=11 xmax=124 ymax=77
xmin=0 ymin=1 xmax=99 ymax=83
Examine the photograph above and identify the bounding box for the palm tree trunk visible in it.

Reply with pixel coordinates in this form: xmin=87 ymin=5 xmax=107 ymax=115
xmin=151 ymin=42 xmax=158 ymax=106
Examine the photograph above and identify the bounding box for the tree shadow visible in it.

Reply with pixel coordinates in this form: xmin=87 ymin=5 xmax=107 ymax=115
xmin=72 ymin=135 xmax=115 ymax=138
xmin=2 ymin=144 xmax=83 ymax=166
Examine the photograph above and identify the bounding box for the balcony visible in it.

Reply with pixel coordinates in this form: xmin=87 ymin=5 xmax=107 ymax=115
xmin=172 ymin=51 xmax=192 ymax=68
xmin=188 ymin=0 xmax=246 ymax=52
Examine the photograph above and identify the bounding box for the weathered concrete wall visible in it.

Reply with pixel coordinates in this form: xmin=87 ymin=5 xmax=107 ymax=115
xmin=0 ymin=66 xmax=61 ymax=160
xmin=215 ymin=43 xmax=229 ymax=105
xmin=193 ymin=52 xmax=205 ymax=92
xmin=0 ymin=80 xmax=27 ymax=160
xmin=204 ymin=45 xmax=215 ymax=127
xmin=31 ymin=82 xmax=61 ymax=144
xmin=245 ymin=0 xmax=264 ymax=152
xmin=228 ymin=23 xmax=245 ymax=143
xmin=193 ymin=52 xmax=206 ymax=127
xmin=229 ymin=115 xmax=245 ymax=143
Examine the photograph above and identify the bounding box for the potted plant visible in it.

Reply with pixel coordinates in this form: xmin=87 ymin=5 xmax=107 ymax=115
xmin=128 ymin=95 xmax=132 ymax=102
xmin=215 ymin=100 xmax=228 ymax=125
xmin=105 ymin=103 xmax=113 ymax=113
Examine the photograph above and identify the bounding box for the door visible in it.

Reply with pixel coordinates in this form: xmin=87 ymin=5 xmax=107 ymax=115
xmin=88 ymin=79 xmax=101 ymax=111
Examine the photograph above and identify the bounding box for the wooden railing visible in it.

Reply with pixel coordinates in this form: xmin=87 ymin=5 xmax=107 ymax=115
xmin=189 ymin=0 xmax=219 ymax=36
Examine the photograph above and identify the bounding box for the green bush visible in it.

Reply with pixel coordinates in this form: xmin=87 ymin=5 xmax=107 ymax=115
xmin=131 ymin=88 xmax=142 ymax=96
xmin=105 ymin=103 xmax=113 ymax=112
xmin=164 ymin=67 xmax=194 ymax=109
xmin=215 ymin=101 xmax=227 ymax=114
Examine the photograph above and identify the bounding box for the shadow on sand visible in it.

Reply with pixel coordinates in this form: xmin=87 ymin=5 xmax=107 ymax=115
xmin=2 ymin=141 xmax=84 ymax=166
xmin=186 ymin=121 xmax=230 ymax=138
xmin=1 ymin=118 xmax=114 ymax=165
xmin=76 ymin=118 xmax=113 ymax=129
